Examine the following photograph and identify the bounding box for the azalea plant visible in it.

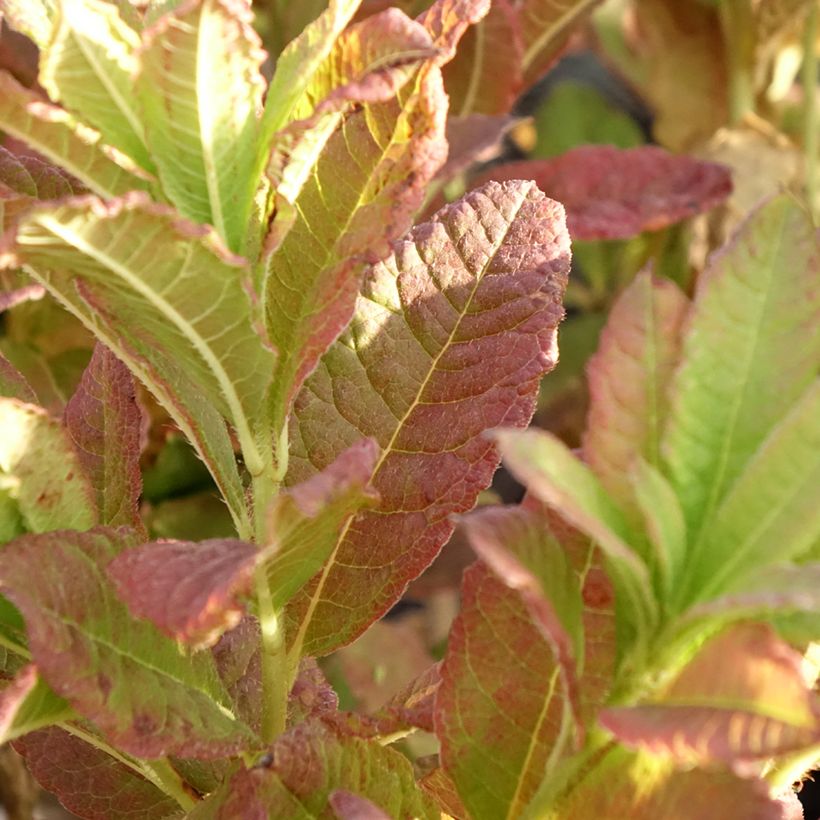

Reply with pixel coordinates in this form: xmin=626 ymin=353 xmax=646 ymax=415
xmin=0 ymin=0 xmax=817 ymax=818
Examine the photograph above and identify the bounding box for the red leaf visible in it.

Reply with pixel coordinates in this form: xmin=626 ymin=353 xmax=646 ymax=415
xmin=108 ymin=538 xmax=258 ymax=650
xmin=64 ymin=343 xmax=145 ymax=531
xmin=419 ymin=766 xmax=467 ymax=819
xmin=288 ymin=657 xmax=339 ymax=727
xmin=475 ymin=145 xmax=732 ymax=240
xmin=14 ymin=726 xmax=178 ymax=820
xmin=287 ymin=179 xmax=570 ymax=657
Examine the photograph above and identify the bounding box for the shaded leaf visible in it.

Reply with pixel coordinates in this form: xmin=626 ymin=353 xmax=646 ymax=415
xmin=137 ymin=0 xmax=265 ymax=250
xmin=476 ymin=146 xmax=732 ymax=240
xmin=600 ymin=624 xmax=820 ymax=765
xmin=108 ymin=538 xmax=258 ymax=650
xmin=686 ymin=379 xmax=820 ymax=604
xmin=583 ymin=270 xmax=688 ymax=508
xmin=663 ymin=196 xmax=819 ymax=587
xmin=0 ymin=71 xmax=148 ymax=198
xmin=330 ymin=790 xmax=390 ymax=820
xmin=262 ymin=9 xmax=448 ymax=427
xmin=190 ymin=721 xmax=438 ymax=819
xmin=370 ymin=662 xmax=440 ymax=735
xmin=0 ymin=397 xmax=97 ymax=532
xmin=0 ymin=527 xmax=256 ymax=758
xmin=439 ymin=112 xmax=518 ymax=181
xmin=436 ymin=562 xmax=565 ymax=819
xmin=461 ymin=505 xmax=584 ymax=733
xmin=0 ymin=664 xmax=72 ymax=743
xmin=40 ymin=0 xmax=152 ymax=170
xmin=0 ymin=351 xmax=36 ymax=402
xmin=286 ymin=180 xmax=570 ymax=657
xmin=14 ymin=726 xmax=180 ymax=820
xmin=64 ymin=343 xmax=144 ymax=530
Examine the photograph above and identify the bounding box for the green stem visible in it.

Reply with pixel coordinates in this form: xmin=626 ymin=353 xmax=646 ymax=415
xmin=255 ymin=567 xmax=288 ymax=744
xmin=719 ymin=0 xmax=756 ymax=125
xmin=804 ymin=2 xmax=818 ymax=220
xmin=59 ymin=724 xmax=194 ymax=810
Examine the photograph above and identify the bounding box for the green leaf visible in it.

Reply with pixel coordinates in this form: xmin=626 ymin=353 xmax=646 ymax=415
xmin=684 ymin=378 xmax=820 ymax=605
xmin=0 ymin=664 xmax=72 ymax=744
xmin=0 ymin=398 xmax=97 ymax=532
xmin=663 ymin=196 xmax=820 ymax=562
xmin=494 ymin=427 xmax=655 ymax=634
xmin=583 ymin=270 xmax=689 ymax=513
xmin=0 ymin=488 xmax=26 ymax=546
xmin=0 ymin=71 xmax=149 ymax=198
xmin=64 ymin=343 xmax=145 ymax=531
xmin=190 ymin=720 xmax=438 ymax=818
xmin=0 ymin=527 xmax=257 ymax=758
xmin=15 ymin=726 xmax=180 ymax=820
xmin=39 ymin=0 xmax=153 ymax=171
xmin=136 ymin=0 xmax=266 ymax=250
xmin=285 ymin=180 xmax=570 ymax=658
xmin=3 ymin=193 xmax=275 ymax=524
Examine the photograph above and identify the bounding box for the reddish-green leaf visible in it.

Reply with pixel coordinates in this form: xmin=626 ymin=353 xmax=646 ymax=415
xmin=583 ymin=271 xmax=689 ymax=506
xmin=0 ymin=527 xmax=256 ymax=758
xmin=0 ymin=398 xmax=97 ymax=532
xmin=370 ymin=663 xmax=440 ymax=735
xmin=436 ymin=562 xmax=566 ymax=819
xmin=475 ymin=146 xmax=732 ymax=240
xmin=285 ymin=180 xmax=570 ymax=658
xmin=212 ymin=616 xmax=262 ymax=735
xmin=64 ymin=343 xmax=144 ymax=531
xmin=0 ymin=664 xmax=72 ymax=743
xmin=419 ymin=766 xmax=467 ymax=819
xmin=190 ymin=721 xmax=438 ymax=819
xmin=600 ymin=623 xmax=820 ymax=765
xmin=0 ymin=351 xmax=36 ymax=403
xmin=108 ymin=538 xmax=258 ymax=650
xmin=330 ymin=790 xmax=391 ymax=820
xmin=14 ymin=726 xmax=180 ymax=820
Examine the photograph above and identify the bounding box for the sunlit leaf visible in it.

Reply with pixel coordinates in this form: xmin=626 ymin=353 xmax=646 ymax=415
xmin=285 ymin=180 xmax=570 ymax=657
xmin=0 ymin=664 xmax=72 ymax=743
xmin=0 ymin=0 xmax=55 ymax=48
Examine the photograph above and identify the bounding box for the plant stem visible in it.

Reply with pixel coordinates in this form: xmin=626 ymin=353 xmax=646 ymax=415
xmin=59 ymin=723 xmax=194 ymax=810
xmin=804 ymin=2 xmax=818 ymax=220
xmin=255 ymin=567 xmax=288 ymax=744
xmin=719 ymin=0 xmax=756 ymax=125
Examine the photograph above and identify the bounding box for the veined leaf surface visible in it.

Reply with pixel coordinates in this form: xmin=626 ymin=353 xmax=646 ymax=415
xmin=0 ymin=527 xmax=256 ymax=758
xmin=285 ymin=180 xmax=570 ymax=657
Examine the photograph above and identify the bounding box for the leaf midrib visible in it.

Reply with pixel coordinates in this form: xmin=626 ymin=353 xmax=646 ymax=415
xmin=288 ymin=183 xmax=534 ymax=661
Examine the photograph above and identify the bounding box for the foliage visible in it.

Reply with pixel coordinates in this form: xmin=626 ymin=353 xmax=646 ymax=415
xmin=0 ymin=0 xmax=817 ymax=818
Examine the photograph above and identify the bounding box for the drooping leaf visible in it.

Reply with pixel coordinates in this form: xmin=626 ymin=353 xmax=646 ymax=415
xmin=64 ymin=343 xmax=144 ymax=531
xmin=14 ymin=726 xmax=180 ymax=820
xmin=663 ymin=196 xmax=819 ymax=578
xmin=493 ymin=427 xmax=655 ymax=632
xmin=0 ymin=664 xmax=72 ymax=743
xmin=0 ymin=71 xmax=148 ymax=198
xmin=460 ymin=505 xmax=584 ymax=731
xmin=2 ymin=192 xmax=275 ymax=524
xmin=136 ymin=0 xmax=265 ymax=250
xmin=190 ymin=721 xmax=438 ymax=819
xmin=475 ymin=146 xmax=732 ymax=240
xmin=436 ymin=562 xmax=566 ymax=819
xmin=0 ymin=527 xmax=256 ymax=758
xmin=0 ymin=398 xmax=97 ymax=532
xmin=583 ymin=270 xmax=689 ymax=509
xmin=39 ymin=0 xmax=152 ymax=171
xmin=684 ymin=379 xmax=820 ymax=605
xmin=285 ymin=179 xmax=570 ymax=657
xmin=600 ymin=623 xmax=820 ymax=765
xmin=108 ymin=538 xmax=258 ymax=650
xmin=261 ymin=9 xmax=449 ymax=428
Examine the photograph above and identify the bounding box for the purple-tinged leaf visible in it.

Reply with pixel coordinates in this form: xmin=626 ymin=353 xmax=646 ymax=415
xmin=476 ymin=146 xmax=732 ymax=239
xmin=0 ymin=283 xmax=45 ymax=312
xmin=663 ymin=196 xmax=820 ymax=594
xmin=0 ymin=664 xmax=72 ymax=743
xmin=439 ymin=113 xmax=518 ymax=182
xmin=0 ymin=398 xmax=97 ymax=532
xmin=583 ymin=271 xmax=689 ymax=508
xmin=286 ymin=180 xmax=570 ymax=658
xmin=330 ymin=790 xmax=391 ymax=820
xmin=190 ymin=721 xmax=438 ymax=819
xmin=0 ymin=71 xmax=149 ymax=199
xmin=600 ymin=624 xmax=820 ymax=765
xmin=288 ymin=658 xmax=339 ymax=728
xmin=212 ymin=616 xmax=262 ymax=735
xmin=436 ymin=562 xmax=565 ymax=818
xmin=460 ymin=505 xmax=584 ymax=734
xmin=108 ymin=538 xmax=258 ymax=650
xmin=0 ymin=351 xmax=36 ymax=403
xmin=64 ymin=343 xmax=145 ymax=531
xmin=14 ymin=726 xmax=180 ymax=820
xmin=0 ymin=527 xmax=256 ymax=758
